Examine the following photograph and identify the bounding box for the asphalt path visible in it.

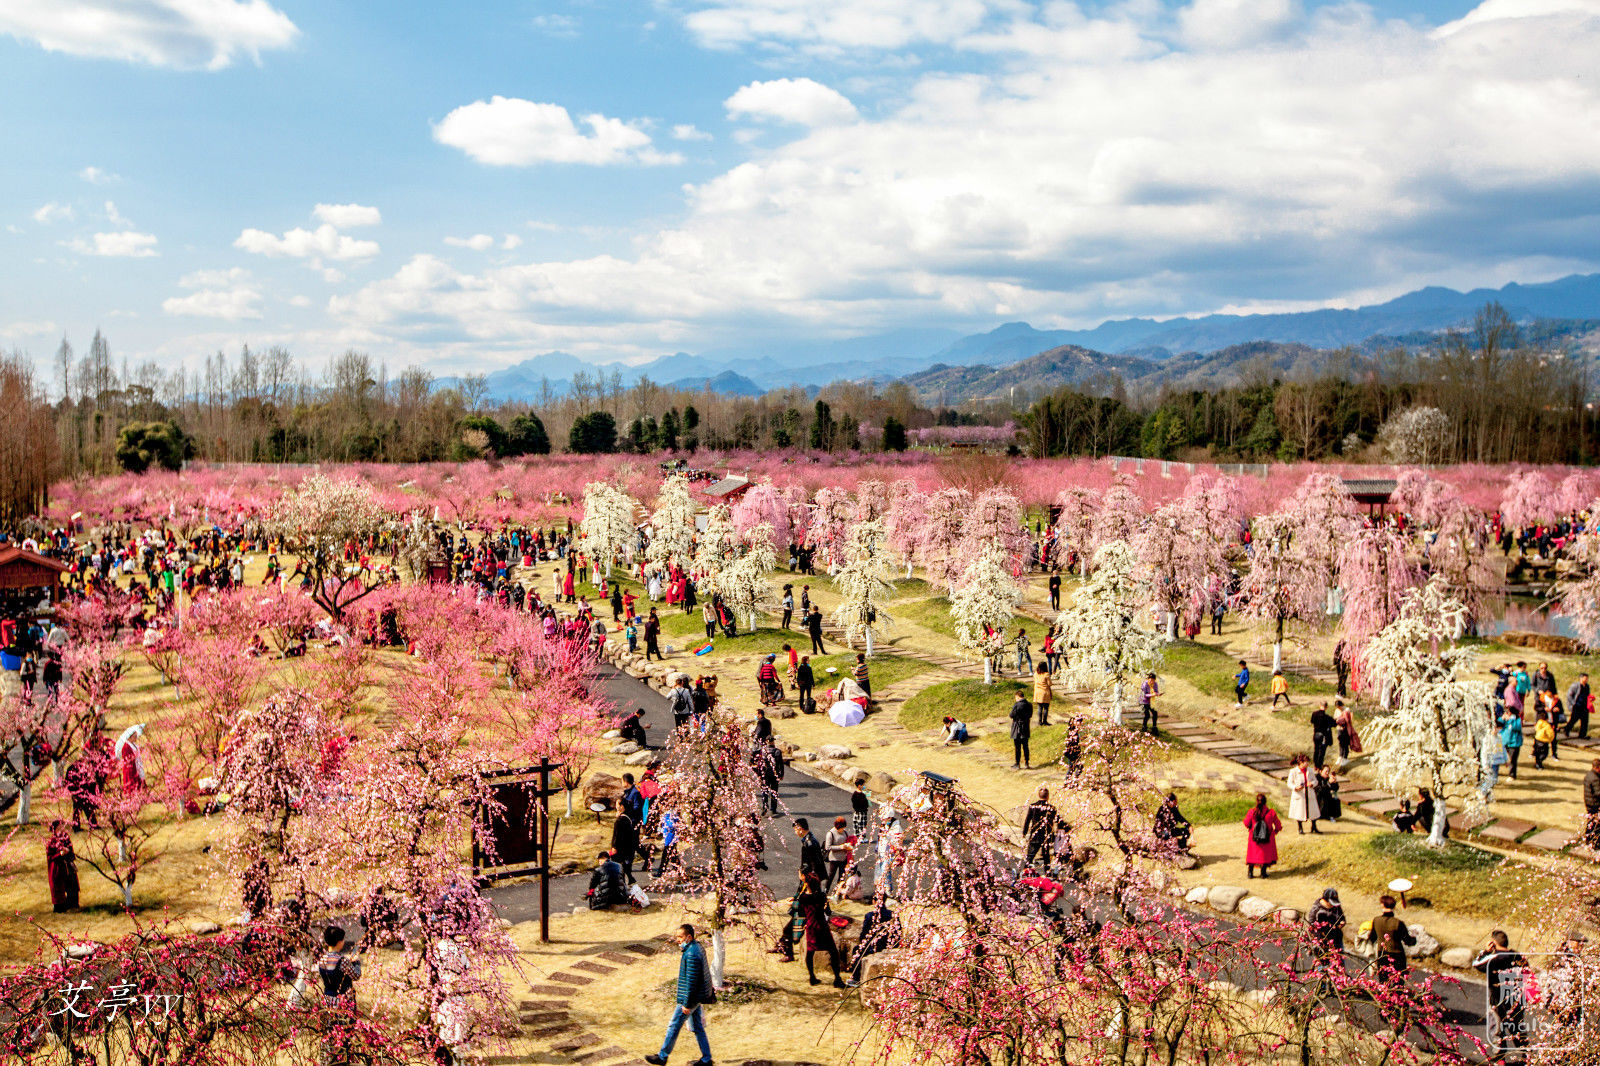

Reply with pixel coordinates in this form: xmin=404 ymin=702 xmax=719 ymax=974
xmin=487 ymin=659 xmax=1500 ymax=1059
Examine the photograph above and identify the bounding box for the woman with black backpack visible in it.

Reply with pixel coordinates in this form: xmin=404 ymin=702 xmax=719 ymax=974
xmin=1242 ymin=793 xmax=1282 ymax=879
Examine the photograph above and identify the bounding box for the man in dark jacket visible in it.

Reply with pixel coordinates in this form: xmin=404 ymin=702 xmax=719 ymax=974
xmin=1368 ymin=895 xmax=1416 ymax=980
xmin=587 ymin=852 xmax=627 ymax=909
xmin=806 ymin=606 xmax=825 ymax=655
xmin=796 ymin=656 xmax=815 ymax=709
xmin=1010 ymin=695 xmax=1033 ymax=770
xmin=611 ymin=812 xmax=641 ymax=885
xmin=1473 ymin=930 xmax=1528 ymax=1059
xmin=1568 ymin=673 xmax=1591 ymax=738
xmin=645 ymin=924 xmax=712 ymax=1065
xmin=754 ymin=741 xmax=785 ymax=816
xmin=1584 ymin=758 xmax=1600 ymax=850
xmin=1022 ymin=787 xmax=1058 ymax=867
xmin=794 ymin=818 xmax=826 ymax=881
xmin=620 ymin=774 xmax=645 ymax=824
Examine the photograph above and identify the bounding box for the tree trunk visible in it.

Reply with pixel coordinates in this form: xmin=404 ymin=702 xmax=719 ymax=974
xmin=748 ymin=610 xmax=757 ymax=634
xmin=709 ymin=928 xmax=727 ymax=989
xmin=122 ymin=881 xmax=134 ymax=908
xmin=1428 ymin=798 xmax=1449 ymax=848
xmin=1166 ymin=611 xmax=1178 ymax=642
xmin=1110 ymin=681 xmax=1124 ymax=724
xmin=865 ymin=629 xmax=874 ymax=657
xmin=16 ymin=780 xmax=30 ymax=827
xmin=566 ymin=789 xmax=575 ymax=818
xmin=983 ymin=657 xmax=993 ymax=685
xmin=1272 ymin=641 xmax=1283 ymax=674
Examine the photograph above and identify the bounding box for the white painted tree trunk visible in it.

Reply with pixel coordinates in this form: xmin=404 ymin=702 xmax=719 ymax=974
xmin=122 ymin=881 xmax=134 ymax=908
xmin=1110 ymin=681 xmax=1123 ymax=724
xmin=865 ymin=629 xmax=874 ymax=657
xmin=118 ymin=839 xmax=129 ymax=863
xmin=709 ymin=929 xmax=727 ymax=989
xmin=1272 ymin=641 xmax=1283 ymax=673
xmin=16 ymin=780 xmax=30 ymax=827
xmin=1428 ymin=800 xmax=1449 ymax=848
xmin=983 ymin=657 xmax=993 ymax=685
xmin=1166 ymin=611 xmax=1178 ymax=642
xmin=905 ymin=562 xmax=913 ymax=579
xmin=565 ymin=789 xmax=575 ymax=817
xmin=748 ymin=610 xmax=757 ymax=634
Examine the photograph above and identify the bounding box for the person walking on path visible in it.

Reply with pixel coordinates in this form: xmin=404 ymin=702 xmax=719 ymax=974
xmin=1138 ymin=672 xmax=1160 ymax=735
xmin=1333 ymin=700 xmax=1361 ymax=766
xmin=1307 ymin=887 xmax=1346 ymax=976
xmin=645 ymin=924 xmax=713 ymax=1066
xmin=1243 ymin=793 xmax=1281 ymax=879
xmin=1023 ymin=787 xmax=1059 ymax=868
xmin=1474 ymin=931 xmax=1529 ymax=1061
xmin=1048 ymin=571 xmax=1061 ymax=611
xmin=851 ymin=784 xmax=871 ymax=838
xmin=46 ymin=820 xmax=78 ymax=913
xmin=1332 ymin=639 xmax=1350 ymax=698
xmin=794 ymin=818 xmax=827 ymax=882
xmin=1270 ymin=670 xmax=1291 ymax=707
xmin=1287 ymin=754 xmax=1321 ymax=834
xmin=1584 ymin=758 xmax=1600 ymax=851
xmin=1010 ymin=693 xmax=1033 ymax=770
xmin=1033 ymin=662 xmax=1053 ymax=727
xmin=668 ymin=675 xmax=694 ymax=731
xmin=823 ymin=817 xmax=851 ymax=893
xmin=796 ymin=871 xmax=846 ymax=987
xmin=1569 ymin=673 xmax=1592 ymax=739
xmin=781 ymin=585 xmax=794 ymax=630
xmin=645 ymin=610 xmax=664 ymax=661
xmin=1310 ymin=703 xmax=1336 ymax=768
xmin=1234 ymin=661 xmax=1250 ymax=705
xmin=806 ymin=606 xmax=825 ymax=655
xmin=1014 ymin=627 xmax=1032 ymax=676
xmin=1500 ymin=705 xmax=1524 ymax=780
xmin=853 ymin=653 xmax=872 ymax=701
xmin=1366 ymin=895 xmax=1416 ymax=982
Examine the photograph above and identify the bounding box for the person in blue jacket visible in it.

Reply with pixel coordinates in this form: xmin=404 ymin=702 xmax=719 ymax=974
xmin=646 ymin=924 xmax=713 ymax=1065
xmin=1234 ymin=661 xmax=1251 ymax=706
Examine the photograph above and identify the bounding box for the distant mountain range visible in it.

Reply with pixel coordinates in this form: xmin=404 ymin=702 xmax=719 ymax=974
xmin=442 ymin=273 xmax=1600 ymax=405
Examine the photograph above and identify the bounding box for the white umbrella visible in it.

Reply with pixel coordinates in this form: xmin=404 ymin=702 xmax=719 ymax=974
xmin=114 ymin=724 xmax=146 ymax=760
xmin=828 ymin=701 xmax=865 ymax=727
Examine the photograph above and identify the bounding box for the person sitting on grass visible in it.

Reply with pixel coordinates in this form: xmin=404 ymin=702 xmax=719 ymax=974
xmin=1392 ymin=786 xmax=1437 ymax=835
xmin=940 ymin=716 xmax=969 ymax=745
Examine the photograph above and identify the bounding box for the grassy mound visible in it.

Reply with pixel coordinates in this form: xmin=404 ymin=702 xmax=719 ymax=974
xmin=899 ymin=677 xmax=1027 ymax=731
xmin=1286 ymin=830 xmax=1537 ymax=920
xmin=894 ymin=596 xmax=960 ymax=639
xmin=1162 ymin=641 xmax=1336 ymax=701
xmin=1172 ymin=789 xmax=1259 ymax=827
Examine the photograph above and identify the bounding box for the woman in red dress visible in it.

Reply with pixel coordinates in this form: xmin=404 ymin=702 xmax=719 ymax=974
xmin=1242 ymin=792 xmax=1282 ymax=879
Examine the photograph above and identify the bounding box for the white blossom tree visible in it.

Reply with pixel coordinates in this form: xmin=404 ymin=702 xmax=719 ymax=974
xmin=696 ymin=505 xmax=778 ymax=632
xmin=829 ymin=519 xmax=897 ymax=655
xmin=1058 ymin=540 xmax=1165 ymax=724
xmin=1375 ymin=406 xmax=1453 ymax=464
xmin=268 ymin=474 xmax=391 ymax=621
xmin=1360 ymin=577 xmax=1495 ymax=846
xmin=647 ymin=473 xmax=699 ymax=567
xmin=950 ymin=543 xmax=1023 ymax=684
xmin=578 ymin=481 xmax=638 ymax=575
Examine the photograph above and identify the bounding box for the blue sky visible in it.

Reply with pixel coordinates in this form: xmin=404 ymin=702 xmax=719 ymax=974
xmin=2 ymin=0 xmax=1597 ymax=378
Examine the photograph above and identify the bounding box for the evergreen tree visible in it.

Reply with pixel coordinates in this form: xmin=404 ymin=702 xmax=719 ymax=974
xmin=567 ymin=411 xmax=618 ymax=454
xmin=882 ymin=416 xmax=908 ymax=452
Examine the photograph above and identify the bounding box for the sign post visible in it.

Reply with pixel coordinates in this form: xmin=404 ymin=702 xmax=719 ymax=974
xmin=472 ymin=757 xmax=563 ymax=942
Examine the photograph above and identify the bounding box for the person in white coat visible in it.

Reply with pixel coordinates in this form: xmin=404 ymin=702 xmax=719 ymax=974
xmin=1287 ymin=753 xmax=1322 ymax=834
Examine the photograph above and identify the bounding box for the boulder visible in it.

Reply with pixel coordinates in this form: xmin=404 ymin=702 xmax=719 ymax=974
xmin=1502 ymin=631 xmax=1585 ymax=656
xmin=799 ymin=751 xmax=818 ymax=762
xmin=1173 ymin=853 xmax=1199 ymax=870
xmin=1274 ymin=908 xmax=1302 ymax=926
xmin=1406 ymin=924 xmax=1440 ymax=959
xmin=582 ymin=771 xmax=626 ymax=810
xmin=820 ymin=744 xmax=854 ymax=760
xmin=857 ymin=950 xmax=907 ymax=1009
xmin=1205 ymin=980 xmax=1242 ymax=996
xmin=769 ymin=706 xmax=797 ymax=719
xmin=1184 ymin=886 xmax=1211 ymax=905
xmin=1237 ymin=896 xmax=1277 ymax=921
xmin=845 ymin=768 xmax=872 ymax=787
xmin=610 ymin=741 xmax=642 ymax=755
xmin=1439 ymin=946 xmax=1475 ymax=969
xmin=775 ymin=740 xmax=800 ymax=755
xmin=184 ymin=919 xmax=222 ymax=935
xmin=602 ymin=729 xmax=621 ymax=739
xmin=625 ymin=749 xmax=656 ymax=767
xmin=865 ymin=771 xmax=898 ymax=794
xmin=1207 ymin=885 xmax=1249 ymax=914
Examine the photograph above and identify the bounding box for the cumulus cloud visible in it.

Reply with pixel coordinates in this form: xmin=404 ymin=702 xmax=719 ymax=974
xmin=433 ymin=96 xmax=683 ymax=166
xmin=32 ymin=202 xmax=73 ymax=224
xmin=70 ymin=231 xmax=159 ymax=257
xmin=79 ymin=166 xmax=119 ymax=184
xmin=313 ymin=202 xmax=381 ymax=228
xmin=682 ymin=0 xmax=1013 ymax=51
xmin=0 ymin=0 xmax=299 ymax=70
xmin=1176 ymin=0 xmax=1301 ymax=49
xmin=502 ymin=234 xmax=523 ymax=250
xmin=163 ymin=267 xmax=263 ymax=319
xmin=330 ymin=0 xmax=1600 ymax=351
xmin=725 ymin=78 xmax=858 ymax=126
xmin=672 ymin=124 xmax=714 ymax=141
xmin=235 ymin=223 xmax=379 ymax=261
xmin=445 ymin=234 xmax=496 ymax=251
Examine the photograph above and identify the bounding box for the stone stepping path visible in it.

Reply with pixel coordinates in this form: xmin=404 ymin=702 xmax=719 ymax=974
xmin=489 ymin=935 xmax=675 ymax=1065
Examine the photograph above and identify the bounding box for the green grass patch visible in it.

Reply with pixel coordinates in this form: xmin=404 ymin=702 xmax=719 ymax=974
xmin=900 ymin=677 xmax=1027 ymax=731
xmin=1171 ymin=789 xmax=1258 ymax=827
xmin=1287 ymin=830 xmax=1539 ymax=920
xmin=1162 ymin=641 xmax=1336 ymax=701
xmin=895 ymin=596 xmax=959 ymax=639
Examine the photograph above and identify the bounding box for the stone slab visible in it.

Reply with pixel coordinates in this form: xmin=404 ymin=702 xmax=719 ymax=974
xmin=570 ymin=960 xmax=616 ymax=975
xmin=549 ymin=972 xmax=593 ymax=985
xmin=1525 ymin=828 xmax=1573 ymax=851
xmin=1342 ymin=790 xmax=1393 ymax=802
xmin=598 ymin=951 xmax=638 ymax=965
xmin=551 ymin=1033 xmax=603 ymax=1053
xmin=527 ymin=985 xmax=575 ymax=997
xmin=573 ymin=1047 xmax=631 ymax=1064
xmin=1360 ymin=799 xmax=1404 ymax=815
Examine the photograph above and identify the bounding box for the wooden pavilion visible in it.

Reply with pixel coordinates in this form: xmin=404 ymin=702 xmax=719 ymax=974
xmin=0 ymin=546 xmax=68 ymax=619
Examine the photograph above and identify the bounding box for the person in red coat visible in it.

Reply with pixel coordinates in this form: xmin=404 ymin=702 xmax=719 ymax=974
xmin=1242 ymin=793 xmax=1282 ymax=879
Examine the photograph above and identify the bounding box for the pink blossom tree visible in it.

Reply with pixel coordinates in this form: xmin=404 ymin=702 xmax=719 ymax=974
xmin=1092 ymin=475 xmax=1145 ymax=554
xmin=918 ymin=487 xmax=972 ymax=591
xmin=1338 ymin=523 xmax=1423 ymax=692
xmin=1133 ymin=495 xmax=1228 ymax=641
xmin=884 ymin=479 xmax=927 ymax=578
xmin=1500 ymin=469 xmax=1556 ymax=534
xmin=731 ymin=480 xmax=791 ymax=555
xmin=807 ymin=487 xmax=856 ymax=568
xmin=959 ymin=487 xmax=1029 ymax=573
xmin=1053 ymin=485 xmax=1098 ymax=576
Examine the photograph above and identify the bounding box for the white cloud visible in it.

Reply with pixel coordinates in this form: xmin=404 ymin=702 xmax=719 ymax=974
xmin=502 ymin=234 xmax=523 ymax=250
xmin=235 ymin=223 xmax=379 ymax=261
xmin=530 ymin=13 xmax=578 ymax=36
xmin=0 ymin=320 xmax=58 ymax=339
xmin=332 ymin=0 xmax=1600 ymax=350
xmin=445 ymin=234 xmax=496 ymax=251
xmin=1177 ymin=0 xmax=1301 ymax=49
xmin=725 ymin=78 xmax=858 ymax=126
xmin=70 ymin=231 xmax=159 ymax=257
xmin=163 ymin=272 xmax=263 ymax=319
xmin=0 ymin=0 xmax=299 ymax=70
xmin=79 ymin=166 xmax=119 ymax=184
xmin=682 ymin=0 xmax=1016 ymax=51
xmin=313 ymin=202 xmax=381 ymax=228
xmin=433 ymin=96 xmax=684 ymax=166
xmin=32 ymin=202 xmax=73 ymax=224
xmin=105 ymin=200 xmax=129 ymax=226
xmin=672 ymin=124 xmax=714 ymax=141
